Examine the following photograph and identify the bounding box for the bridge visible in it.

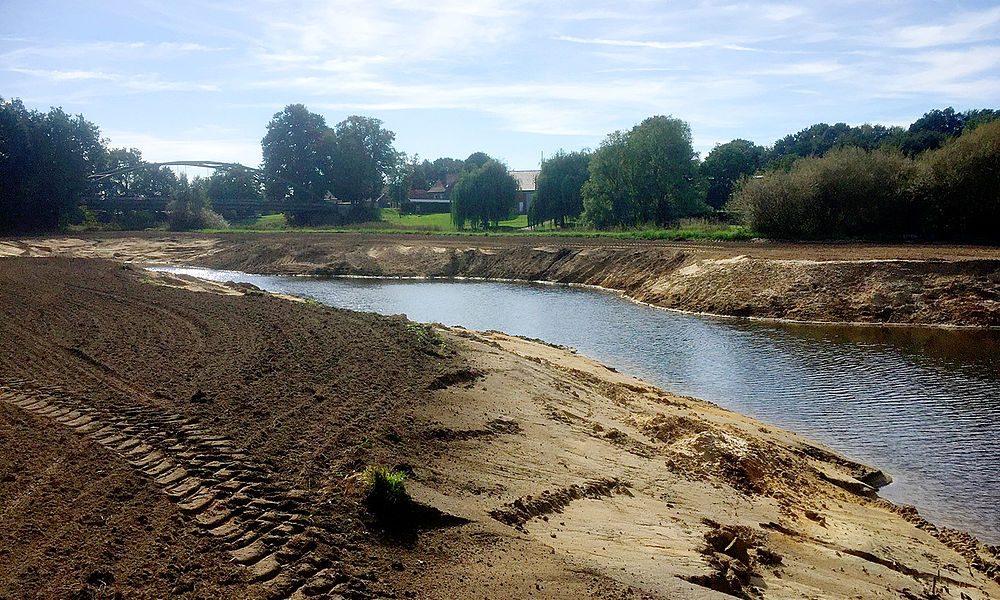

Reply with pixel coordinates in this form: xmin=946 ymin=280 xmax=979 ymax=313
xmin=89 ymin=160 xmax=261 ymax=181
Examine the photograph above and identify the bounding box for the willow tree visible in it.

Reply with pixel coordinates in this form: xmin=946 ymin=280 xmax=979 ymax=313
xmin=450 ymin=159 xmax=517 ymax=229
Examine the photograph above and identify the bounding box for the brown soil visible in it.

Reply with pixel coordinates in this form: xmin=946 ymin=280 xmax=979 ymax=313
xmin=1 ymin=256 xmax=999 ymax=600
xmin=4 ymin=231 xmax=999 ymax=326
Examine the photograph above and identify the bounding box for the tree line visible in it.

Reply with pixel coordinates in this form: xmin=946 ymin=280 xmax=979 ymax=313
xmin=2 ymin=94 xmax=998 ymax=240
xmin=526 ymin=107 xmax=999 ymax=241
xmin=730 ymin=119 xmax=1000 ymax=240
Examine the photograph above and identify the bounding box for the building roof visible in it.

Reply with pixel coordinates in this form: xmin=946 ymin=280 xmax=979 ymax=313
xmin=427 ymin=174 xmax=458 ymax=194
xmin=510 ymin=170 xmax=540 ymax=192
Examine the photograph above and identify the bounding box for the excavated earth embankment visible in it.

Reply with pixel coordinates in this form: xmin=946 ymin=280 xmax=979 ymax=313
xmin=3 ymin=231 xmax=999 ymax=327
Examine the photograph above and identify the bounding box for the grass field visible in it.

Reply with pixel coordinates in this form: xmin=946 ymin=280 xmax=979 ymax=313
xmin=379 ymin=208 xmax=528 ymax=231
xmin=209 ymin=210 xmax=753 ymax=241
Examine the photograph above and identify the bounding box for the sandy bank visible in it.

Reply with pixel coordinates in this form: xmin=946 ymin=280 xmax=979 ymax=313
xmin=3 ymin=231 xmax=999 ymax=327
xmin=1 ymin=257 xmax=998 ymax=599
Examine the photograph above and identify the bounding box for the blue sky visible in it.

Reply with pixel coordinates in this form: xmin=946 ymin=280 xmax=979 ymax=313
xmin=2 ymin=0 xmax=999 ymax=171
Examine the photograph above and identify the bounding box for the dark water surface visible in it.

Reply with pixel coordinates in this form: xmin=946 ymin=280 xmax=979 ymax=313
xmin=156 ymin=267 xmax=1000 ymax=543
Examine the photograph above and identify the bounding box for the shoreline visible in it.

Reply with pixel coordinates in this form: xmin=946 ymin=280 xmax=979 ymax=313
xmin=153 ymin=263 xmax=1000 ymax=331
xmin=4 ymin=231 xmax=1000 ymax=328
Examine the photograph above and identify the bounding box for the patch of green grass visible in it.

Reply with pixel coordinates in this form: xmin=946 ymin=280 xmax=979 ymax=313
xmin=202 ymin=210 xmax=753 ymax=241
xmin=406 ymin=323 xmax=447 ymax=355
xmin=362 ymin=465 xmax=408 ymax=509
xmin=379 ymin=208 xmax=528 ymax=231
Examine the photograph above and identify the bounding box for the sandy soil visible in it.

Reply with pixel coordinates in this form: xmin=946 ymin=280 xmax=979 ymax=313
xmin=1 ymin=257 xmax=998 ymax=599
xmin=3 ymin=231 xmax=999 ymax=326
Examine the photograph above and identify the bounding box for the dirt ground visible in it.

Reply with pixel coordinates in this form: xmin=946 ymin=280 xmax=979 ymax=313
xmin=1 ymin=257 xmax=999 ymax=599
xmin=3 ymin=232 xmax=999 ymax=326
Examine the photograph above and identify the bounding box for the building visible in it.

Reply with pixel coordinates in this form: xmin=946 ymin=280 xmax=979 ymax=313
xmin=407 ymin=174 xmax=457 ymax=214
xmin=407 ymin=170 xmax=541 ymax=215
xmin=510 ymin=170 xmax=540 ymax=214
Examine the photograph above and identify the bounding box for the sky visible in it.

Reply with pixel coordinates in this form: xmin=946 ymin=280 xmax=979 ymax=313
xmin=2 ymin=0 xmax=999 ymax=172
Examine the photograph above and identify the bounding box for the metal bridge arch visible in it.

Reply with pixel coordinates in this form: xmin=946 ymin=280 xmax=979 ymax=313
xmin=89 ymin=160 xmax=261 ymax=181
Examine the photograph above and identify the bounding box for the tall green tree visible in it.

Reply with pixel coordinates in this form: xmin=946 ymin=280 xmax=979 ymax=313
xmin=582 ymin=116 xmax=705 ymax=228
xmin=463 ymin=152 xmax=491 ymax=172
xmin=701 ymin=139 xmax=764 ymax=209
xmin=0 ymin=97 xmax=105 ymax=233
xmin=95 ymin=147 xmax=177 ymax=199
xmin=529 ymin=150 xmax=591 ymax=227
xmin=450 ymin=159 xmax=517 ymax=229
xmin=261 ymin=104 xmax=336 ymax=222
xmin=330 ymin=115 xmax=396 ymax=203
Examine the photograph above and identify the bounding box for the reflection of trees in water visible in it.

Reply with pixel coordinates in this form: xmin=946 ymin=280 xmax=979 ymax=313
xmin=726 ymin=319 xmax=1000 ymax=379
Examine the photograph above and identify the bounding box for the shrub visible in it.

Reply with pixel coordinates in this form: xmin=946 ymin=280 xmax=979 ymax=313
xmin=914 ymin=119 xmax=1000 ymax=240
xmin=729 ymin=147 xmax=918 ymax=239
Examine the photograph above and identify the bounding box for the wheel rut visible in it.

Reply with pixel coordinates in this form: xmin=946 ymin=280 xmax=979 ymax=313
xmin=0 ymin=380 xmax=354 ymax=600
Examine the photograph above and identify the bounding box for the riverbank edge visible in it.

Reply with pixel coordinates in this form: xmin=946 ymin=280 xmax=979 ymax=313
xmin=5 ymin=232 xmax=998 ymax=328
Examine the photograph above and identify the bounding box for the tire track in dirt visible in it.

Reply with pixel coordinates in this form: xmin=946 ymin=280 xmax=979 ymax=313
xmin=0 ymin=381 xmax=356 ymax=600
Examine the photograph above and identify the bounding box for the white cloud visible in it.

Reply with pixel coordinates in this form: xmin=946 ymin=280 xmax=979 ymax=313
xmin=555 ymin=36 xmax=728 ymax=51
xmin=103 ymin=130 xmax=261 ymax=166
xmin=886 ymin=46 xmax=1000 ymax=99
xmin=890 ymin=6 xmax=1000 ymax=48
xmin=759 ymin=4 xmax=807 ymax=22
xmin=7 ymin=68 xmax=118 ymax=81
xmin=5 ymin=67 xmax=221 ymax=93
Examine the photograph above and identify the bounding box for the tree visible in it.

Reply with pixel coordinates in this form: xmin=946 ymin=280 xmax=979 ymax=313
xmin=95 ymin=147 xmax=177 ymax=199
xmin=450 ymin=159 xmax=517 ymax=229
xmin=261 ymin=104 xmax=336 ymax=223
xmin=0 ymin=97 xmax=105 ymax=233
xmin=962 ymin=109 xmax=1000 ymax=133
xmin=768 ymin=122 xmax=852 ymax=164
xmin=464 ymin=152 xmax=491 ymax=172
xmin=701 ymin=139 xmax=764 ymax=210
xmin=385 ymin=151 xmax=414 ymax=209
xmin=206 ymin=167 xmax=262 ymax=221
xmin=582 ymin=115 xmax=706 ymax=228
xmin=429 ymin=157 xmax=464 ymax=185
xmin=529 ymin=150 xmax=591 ymax=227
xmin=330 ymin=115 xmax=396 ymax=203
xmin=581 ymin=131 xmax=635 ymax=228
xmin=729 ymin=147 xmax=918 ymax=239
xmin=910 ymin=107 xmax=965 ymax=137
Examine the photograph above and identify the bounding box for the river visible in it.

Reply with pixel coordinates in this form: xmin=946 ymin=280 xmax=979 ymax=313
xmin=155 ymin=267 xmax=1000 ymax=544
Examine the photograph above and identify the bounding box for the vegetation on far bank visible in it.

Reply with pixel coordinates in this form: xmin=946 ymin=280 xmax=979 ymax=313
xmin=203 ymin=211 xmax=752 ymax=241
xmin=2 ymin=95 xmax=998 ymax=243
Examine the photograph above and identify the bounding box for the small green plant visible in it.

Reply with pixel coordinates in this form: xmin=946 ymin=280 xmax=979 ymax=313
xmin=362 ymin=465 xmax=408 ymax=511
xmin=406 ymin=323 xmax=447 ymax=354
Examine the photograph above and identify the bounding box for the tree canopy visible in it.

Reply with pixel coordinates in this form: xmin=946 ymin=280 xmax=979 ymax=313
xmin=261 ymin=104 xmax=336 ymax=221
xmin=330 ymin=115 xmax=396 ymax=203
xmin=701 ymin=139 xmax=764 ymax=210
xmin=581 ymin=116 xmax=706 ymax=228
xmin=0 ymin=98 xmax=104 ymax=233
xmin=261 ymin=105 xmax=396 ymax=224
xmin=450 ymin=159 xmax=517 ymax=229
xmin=529 ymin=150 xmax=591 ymax=227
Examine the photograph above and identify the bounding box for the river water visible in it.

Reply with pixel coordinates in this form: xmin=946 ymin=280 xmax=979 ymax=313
xmin=156 ymin=267 xmax=1000 ymax=543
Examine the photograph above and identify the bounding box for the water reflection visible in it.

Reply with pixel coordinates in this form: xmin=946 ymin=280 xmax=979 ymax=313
xmin=153 ymin=268 xmax=1000 ymax=543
